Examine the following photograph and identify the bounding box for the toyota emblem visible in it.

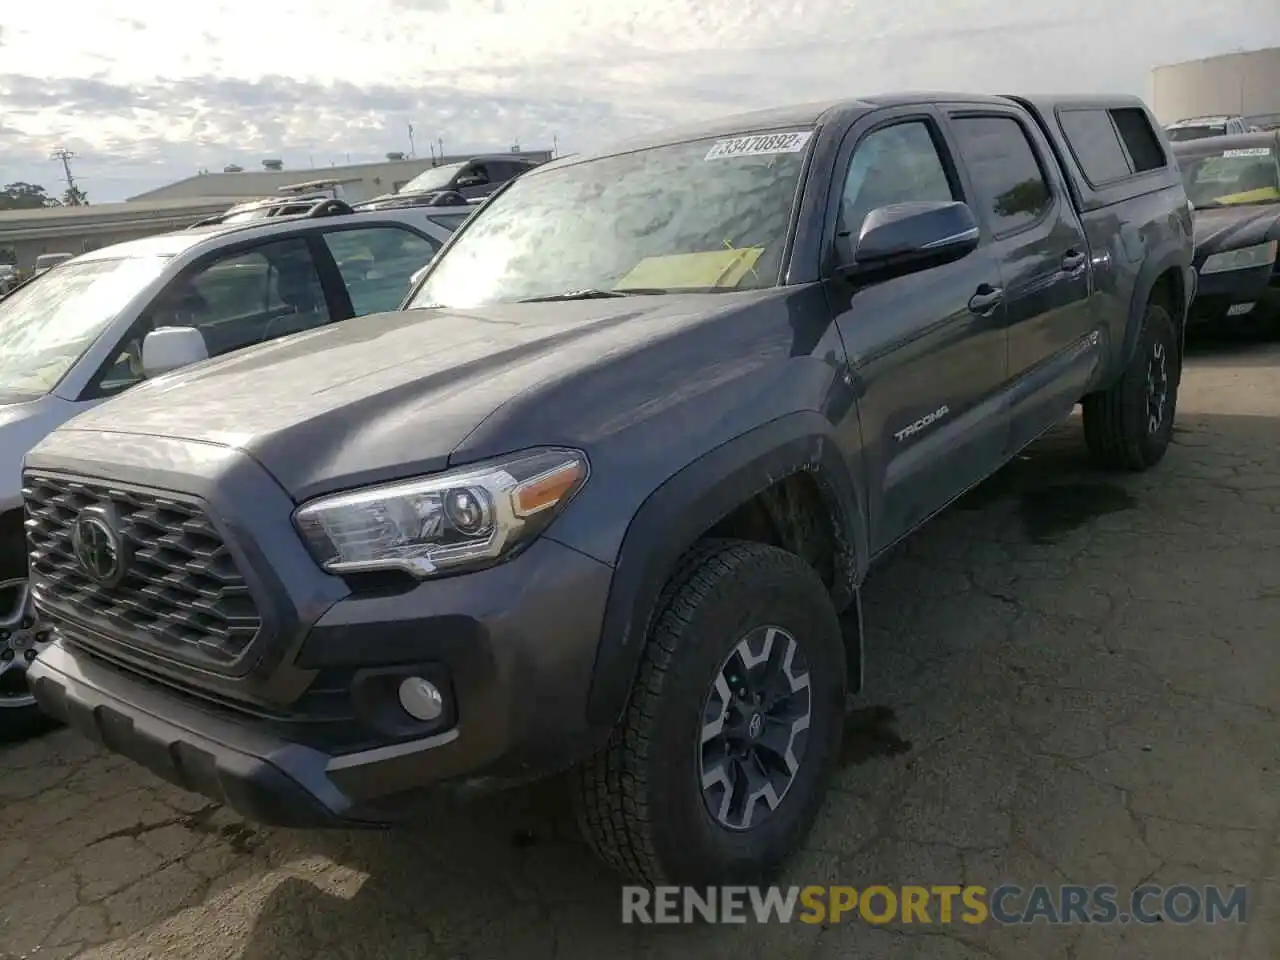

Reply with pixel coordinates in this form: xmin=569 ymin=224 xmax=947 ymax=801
xmin=71 ymin=508 xmax=128 ymax=587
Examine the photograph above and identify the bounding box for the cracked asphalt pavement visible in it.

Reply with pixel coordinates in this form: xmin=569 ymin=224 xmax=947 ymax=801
xmin=4 ymin=333 xmax=1280 ymax=960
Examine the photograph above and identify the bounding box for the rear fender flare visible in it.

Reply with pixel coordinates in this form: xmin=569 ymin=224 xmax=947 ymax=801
xmin=1122 ymin=251 xmax=1189 ymax=370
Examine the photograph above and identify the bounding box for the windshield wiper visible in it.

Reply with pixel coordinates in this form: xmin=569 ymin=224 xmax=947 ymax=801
xmin=520 ymin=288 xmax=637 ymax=303
xmin=518 ymin=286 xmax=725 ymax=303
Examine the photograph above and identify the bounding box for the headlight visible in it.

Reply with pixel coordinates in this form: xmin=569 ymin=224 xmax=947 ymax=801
xmin=1200 ymin=240 xmax=1278 ymax=275
xmin=293 ymin=447 xmax=588 ymax=578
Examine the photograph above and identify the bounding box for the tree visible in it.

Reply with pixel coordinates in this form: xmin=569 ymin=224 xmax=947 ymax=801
xmin=0 ymin=182 xmax=60 ymax=210
xmin=62 ymin=185 xmax=89 ymax=206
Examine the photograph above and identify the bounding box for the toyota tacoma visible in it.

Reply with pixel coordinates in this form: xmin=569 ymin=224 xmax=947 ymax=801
xmin=26 ymin=93 xmax=1194 ymax=885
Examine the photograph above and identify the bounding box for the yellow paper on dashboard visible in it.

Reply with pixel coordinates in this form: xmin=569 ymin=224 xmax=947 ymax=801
xmin=615 ymin=248 xmax=764 ymax=290
xmin=1214 ymin=187 xmax=1280 ymax=205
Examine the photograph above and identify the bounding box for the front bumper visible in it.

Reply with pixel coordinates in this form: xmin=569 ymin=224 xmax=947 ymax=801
xmin=24 ymin=432 xmax=617 ymax=826
xmin=30 ymin=642 xmax=396 ymax=825
xmin=1188 ymin=262 xmax=1278 ymax=325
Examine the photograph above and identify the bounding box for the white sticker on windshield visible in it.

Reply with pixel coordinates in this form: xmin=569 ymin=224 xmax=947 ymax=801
xmin=704 ymin=131 xmax=813 ymax=161
xmin=1222 ymin=148 xmax=1272 ymax=158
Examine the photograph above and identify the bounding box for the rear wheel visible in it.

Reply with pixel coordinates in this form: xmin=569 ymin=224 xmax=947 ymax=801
xmin=1082 ymin=301 xmax=1180 ymax=471
xmin=573 ymin=540 xmax=846 ymax=885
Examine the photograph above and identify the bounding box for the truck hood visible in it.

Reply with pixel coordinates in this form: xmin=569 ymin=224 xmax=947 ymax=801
xmin=57 ymin=295 xmax=756 ymax=501
xmin=1192 ymin=204 xmax=1280 ymax=263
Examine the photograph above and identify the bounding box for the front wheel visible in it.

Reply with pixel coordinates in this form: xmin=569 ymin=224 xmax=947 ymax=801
xmin=0 ymin=576 xmax=56 ymax=741
xmin=1082 ymin=301 xmax=1180 ymax=471
xmin=573 ymin=540 xmax=847 ymax=886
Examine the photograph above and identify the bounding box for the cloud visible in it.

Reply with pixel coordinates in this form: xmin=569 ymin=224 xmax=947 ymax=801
xmin=0 ymin=72 xmax=666 ymax=199
xmin=0 ymin=0 xmax=1273 ymax=199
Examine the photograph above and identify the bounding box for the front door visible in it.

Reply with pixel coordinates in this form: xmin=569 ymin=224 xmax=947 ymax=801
xmin=827 ymin=111 xmax=1009 ymax=555
xmin=82 ymin=237 xmax=337 ymax=401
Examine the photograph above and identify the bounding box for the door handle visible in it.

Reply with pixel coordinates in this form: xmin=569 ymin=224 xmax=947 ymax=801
xmin=968 ymin=284 xmax=1004 ymax=316
xmin=1062 ymin=250 xmax=1087 ymax=273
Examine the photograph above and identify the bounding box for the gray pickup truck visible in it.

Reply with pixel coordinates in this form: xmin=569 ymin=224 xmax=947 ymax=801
xmin=26 ymin=92 xmax=1193 ymax=885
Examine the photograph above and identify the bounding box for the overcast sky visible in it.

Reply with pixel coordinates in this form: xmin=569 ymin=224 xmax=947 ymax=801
xmin=1 ymin=0 xmax=1275 ymax=201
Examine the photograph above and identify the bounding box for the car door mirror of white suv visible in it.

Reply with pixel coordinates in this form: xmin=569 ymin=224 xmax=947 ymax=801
xmin=142 ymin=327 xmax=209 ymax=379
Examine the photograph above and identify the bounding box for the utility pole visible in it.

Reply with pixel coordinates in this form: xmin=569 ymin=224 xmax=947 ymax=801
xmin=437 ymin=137 xmax=444 ymax=163
xmin=552 ymin=134 xmax=559 ymax=158
xmin=408 ymin=123 xmax=416 ymax=158
xmin=50 ymin=147 xmax=83 ymax=204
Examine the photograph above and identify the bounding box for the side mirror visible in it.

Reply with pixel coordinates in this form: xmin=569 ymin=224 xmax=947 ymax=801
xmin=455 ymin=174 xmax=487 ymax=189
xmin=409 ymin=263 xmax=430 ymax=288
xmin=142 ymin=327 xmax=209 ymax=379
xmin=843 ymin=201 xmax=980 ymax=277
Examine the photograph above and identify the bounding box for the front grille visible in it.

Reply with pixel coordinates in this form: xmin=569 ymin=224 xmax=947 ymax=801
xmin=23 ymin=473 xmax=261 ymax=669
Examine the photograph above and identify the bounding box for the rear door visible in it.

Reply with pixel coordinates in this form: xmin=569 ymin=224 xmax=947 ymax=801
xmin=826 ymin=107 xmax=1009 ymax=554
xmin=940 ymin=106 xmax=1096 ymax=453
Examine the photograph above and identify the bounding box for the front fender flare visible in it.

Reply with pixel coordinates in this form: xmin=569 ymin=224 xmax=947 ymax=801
xmin=579 ymin=411 xmax=867 ymax=727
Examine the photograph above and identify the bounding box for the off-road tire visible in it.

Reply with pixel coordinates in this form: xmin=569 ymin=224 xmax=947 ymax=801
xmin=572 ymin=539 xmax=846 ymax=886
xmin=1082 ymin=301 xmax=1180 ymax=471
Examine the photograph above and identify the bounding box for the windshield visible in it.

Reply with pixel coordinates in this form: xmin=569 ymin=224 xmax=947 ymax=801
xmin=399 ymin=162 xmax=467 ymax=195
xmin=410 ymin=129 xmax=815 ymax=308
xmin=1167 ymin=126 xmax=1226 ymax=142
xmin=0 ymin=255 xmax=168 ymax=398
xmin=1179 ymin=146 xmax=1280 ymax=207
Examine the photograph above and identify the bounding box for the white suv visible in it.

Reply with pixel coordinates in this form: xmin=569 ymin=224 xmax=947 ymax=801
xmin=0 ymin=198 xmax=471 ymax=733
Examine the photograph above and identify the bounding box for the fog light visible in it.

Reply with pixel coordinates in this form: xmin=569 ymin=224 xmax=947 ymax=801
xmin=398 ymin=676 xmax=444 ymax=722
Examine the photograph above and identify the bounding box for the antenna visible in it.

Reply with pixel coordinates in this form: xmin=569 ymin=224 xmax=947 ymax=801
xmin=50 ymin=147 xmax=84 ymax=204
xmin=408 ymin=122 xmax=416 ymax=158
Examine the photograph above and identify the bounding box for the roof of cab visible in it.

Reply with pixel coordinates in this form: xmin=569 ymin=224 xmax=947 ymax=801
xmin=61 ymin=201 xmax=474 ymax=267
xmin=539 ymin=98 xmax=869 ymax=168
xmin=530 ymin=92 xmax=1151 ymax=172
xmin=1170 ymin=129 xmax=1280 ymax=155
xmin=71 ymin=225 xmax=237 ymax=263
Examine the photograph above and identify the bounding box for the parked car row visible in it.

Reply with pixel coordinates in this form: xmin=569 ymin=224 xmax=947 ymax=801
xmin=0 ymin=253 xmax=76 ymax=299
xmin=5 ymin=91 xmax=1204 ymax=886
xmin=1171 ymin=128 xmax=1280 ymax=326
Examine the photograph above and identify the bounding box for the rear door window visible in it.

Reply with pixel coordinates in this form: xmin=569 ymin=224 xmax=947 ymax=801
xmin=322 ymin=226 xmax=441 ymax=315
